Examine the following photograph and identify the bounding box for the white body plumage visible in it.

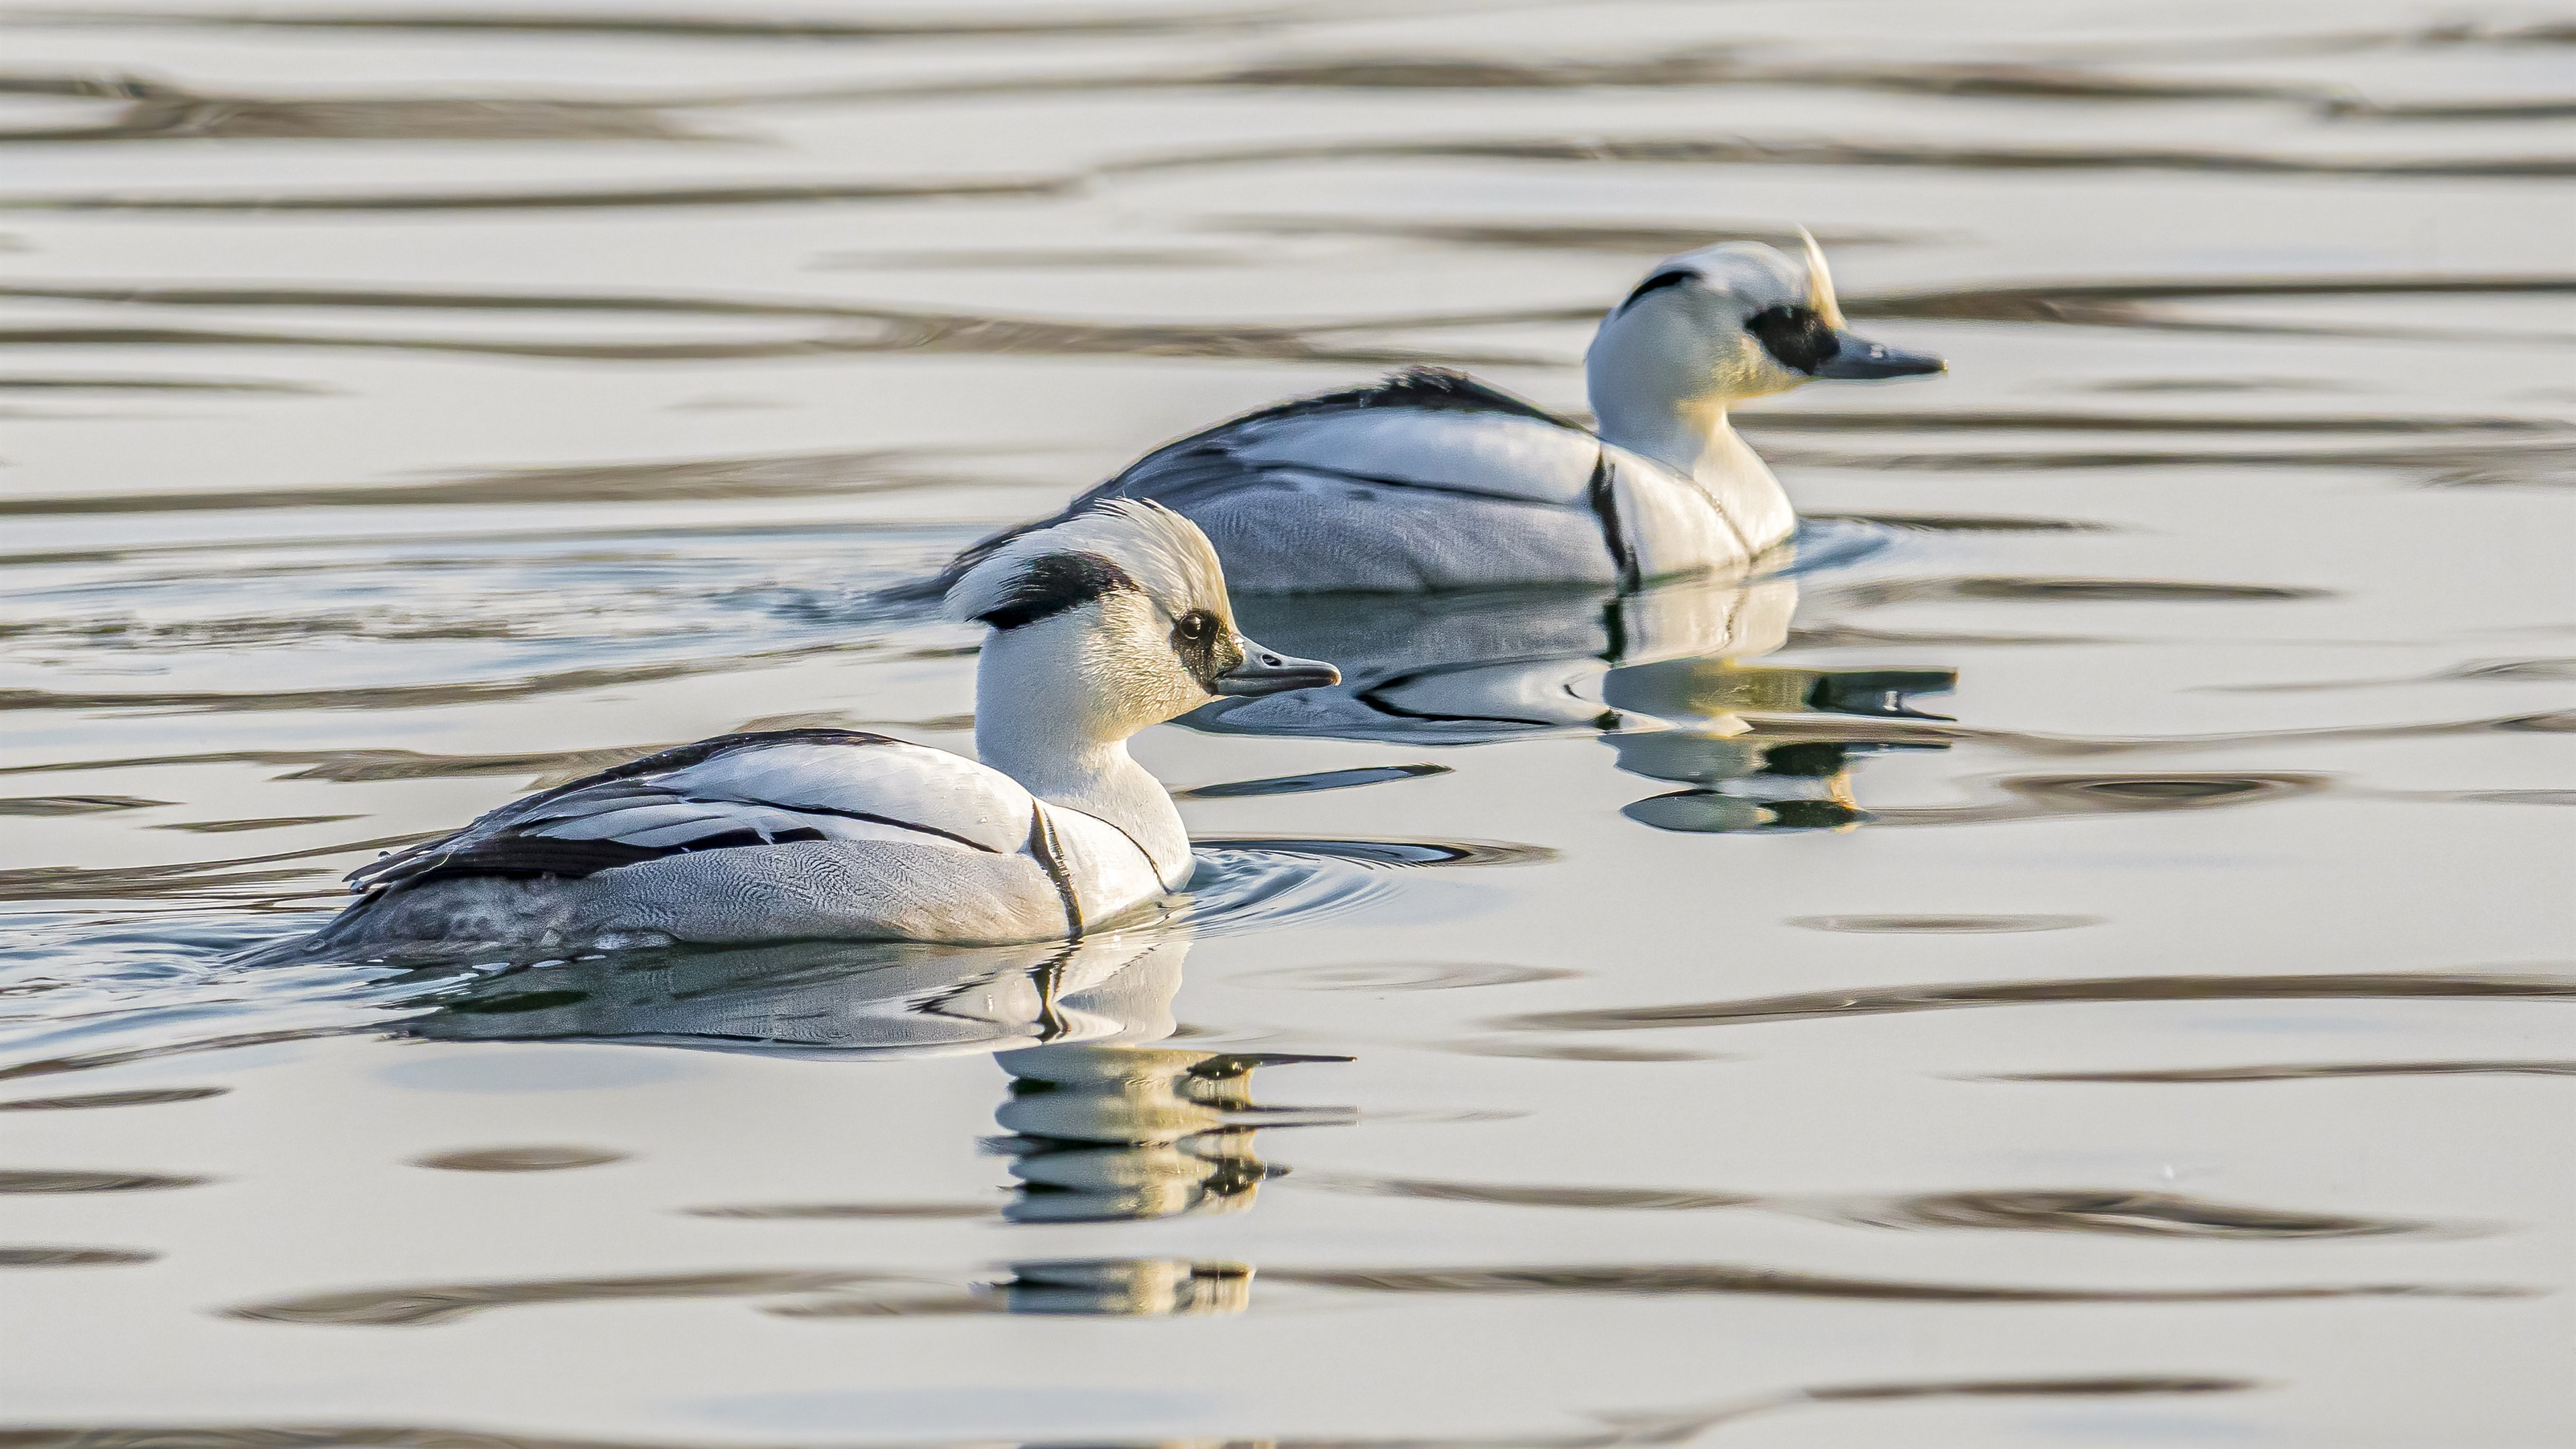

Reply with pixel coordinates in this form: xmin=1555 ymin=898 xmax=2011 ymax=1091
xmin=269 ymin=502 xmax=1336 ymax=961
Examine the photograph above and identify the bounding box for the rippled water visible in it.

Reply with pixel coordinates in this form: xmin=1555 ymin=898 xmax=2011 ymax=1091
xmin=4 ymin=1 xmax=2573 ymax=1444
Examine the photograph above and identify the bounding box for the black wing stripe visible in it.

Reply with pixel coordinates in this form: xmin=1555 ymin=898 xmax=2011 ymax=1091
xmin=1586 ymin=447 xmax=1642 ymax=591
xmin=359 ymin=803 xmax=990 ymax=892
xmin=370 ymin=836 xmax=668 ymax=887
xmin=1024 ymin=805 xmax=1083 ymax=939
xmin=356 ymin=824 xmax=843 ymax=891
xmin=1277 ymin=464 xmax=1588 ymax=509
xmin=729 ymin=798 xmax=1002 ymax=854
xmin=1128 ymin=457 xmax=1585 ymax=513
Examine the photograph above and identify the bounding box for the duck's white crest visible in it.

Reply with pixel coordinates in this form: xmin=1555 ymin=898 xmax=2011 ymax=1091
xmin=946 ymin=498 xmax=1230 ymax=626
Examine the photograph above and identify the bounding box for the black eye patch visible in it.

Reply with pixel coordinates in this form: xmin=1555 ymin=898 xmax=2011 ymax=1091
xmin=1746 ymin=305 xmax=1842 ymax=374
xmin=977 ymin=550 xmax=1138 ymax=630
xmin=1617 ymin=269 xmax=1697 ymax=313
xmin=1169 ymin=608 xmax=1238 ymax=692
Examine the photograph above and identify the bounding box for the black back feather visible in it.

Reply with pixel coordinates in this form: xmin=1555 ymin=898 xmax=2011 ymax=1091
xmin=1214 ymin=366 xmax=1570 ymax=429
xmin=1617 ymin=269 xmax=1698 ymax=313
xmin=973 ymin=550 xmax=1139 ymax=630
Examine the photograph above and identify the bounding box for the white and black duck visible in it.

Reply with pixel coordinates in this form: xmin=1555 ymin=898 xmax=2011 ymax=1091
xmin=268 ymin=502 xmax=1336 ymax=961
xmin=925 ymin=235 xmax=1941 ymax=595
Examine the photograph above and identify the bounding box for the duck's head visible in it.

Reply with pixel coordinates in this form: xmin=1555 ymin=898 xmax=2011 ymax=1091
xmin=1587 ymin=233 xmax=1943 ymax=431
xmin=949 ymin=500 xmax=1340 ymax=745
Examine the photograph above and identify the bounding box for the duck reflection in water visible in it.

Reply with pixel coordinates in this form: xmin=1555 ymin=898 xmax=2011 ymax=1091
xmin=981 ymin=1257 xmax=1254 ymax=1316
xmin=771 ymin=1256 xmax=1260 ymax=1320
xmin=407 ymin=924 xmax=1352 ymax=1238
xmin=996 ymin=1042 xmax=1352 ymax=1223
xmin=1604 ymin=657 xmax=1958 ymax=833
xmin=1185 ymin=569 xmax=1957 ymax=832
xmin=407 ymin=928 xmax=1195 ymax=1059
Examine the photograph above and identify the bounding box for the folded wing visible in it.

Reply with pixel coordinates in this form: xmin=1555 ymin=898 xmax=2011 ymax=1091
xmin=348 ymin=729 xmax=1036 ymax=894
xmin=903 ymin=369 xmax=1613 ymax=602
xmin=1104 ymin=370 xmax=1603 ymax=512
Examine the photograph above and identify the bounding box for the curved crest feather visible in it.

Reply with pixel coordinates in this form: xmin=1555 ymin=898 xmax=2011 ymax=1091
xmin=1796 ymin=226 xmax=1845 ymax=328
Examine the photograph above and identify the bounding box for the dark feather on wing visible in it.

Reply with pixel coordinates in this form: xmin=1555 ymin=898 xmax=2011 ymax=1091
xmin=351 ymin=825 xmax=837 ymax=892
xmin=347 ymin=729 xmax=894 ymax=895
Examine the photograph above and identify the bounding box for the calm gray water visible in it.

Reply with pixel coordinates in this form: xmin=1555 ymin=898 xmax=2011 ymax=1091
xmin=3 ymin=1 xmax=2573 ymax=1444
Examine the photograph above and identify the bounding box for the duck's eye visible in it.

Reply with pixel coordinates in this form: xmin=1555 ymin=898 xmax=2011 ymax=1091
xmin=1169 ymin=608 xmax=1232 ymax=692
xmin=1745 ymin=305 xmax=1841 ymax=374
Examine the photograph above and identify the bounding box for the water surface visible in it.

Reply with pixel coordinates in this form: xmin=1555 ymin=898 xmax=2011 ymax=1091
xmin=3 ymin=1 xmax=2571 ymax=1445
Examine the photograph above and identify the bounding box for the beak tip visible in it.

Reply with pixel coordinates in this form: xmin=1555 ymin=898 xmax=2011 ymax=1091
xmin=1816 ymin=331 xmax=1945 ymax=381
xmin=1212 ymin=653 xmax=1340 ymax=696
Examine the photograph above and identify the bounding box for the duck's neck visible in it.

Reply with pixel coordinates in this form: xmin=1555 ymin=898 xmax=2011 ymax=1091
xmin=1595 ymin=392 xmax=1746 ymax=484
xmin=973 ymin=639 xmax=1189 ymax=882
xmin=1590 ymin=380 xmax=1797 ymax=555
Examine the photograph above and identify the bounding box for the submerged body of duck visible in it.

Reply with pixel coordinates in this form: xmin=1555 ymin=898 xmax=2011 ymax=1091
xmin=929 ymin=236 xmax=1941 ymax=595
xmin=262 ymin=502 xmax=1336 ymax=961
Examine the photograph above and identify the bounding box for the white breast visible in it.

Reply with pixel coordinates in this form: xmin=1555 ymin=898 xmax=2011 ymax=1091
xmin=1603 ymin=448 xmax=1749 ymax=580
xmin=1044 ymin=804 xmax=1181 ymax=930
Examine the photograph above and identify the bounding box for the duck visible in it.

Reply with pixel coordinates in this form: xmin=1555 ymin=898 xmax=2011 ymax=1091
xmin=925 ymin=234 xmax=1941 ymax=596
xmin=268 ymin=502 xmax=1338 ymax=961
